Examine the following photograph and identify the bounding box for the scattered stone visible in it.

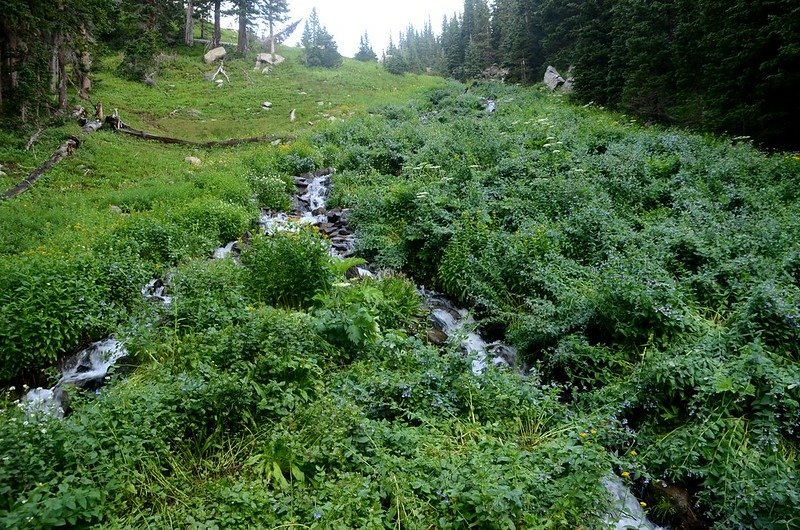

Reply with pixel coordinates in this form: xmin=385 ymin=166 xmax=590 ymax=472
xmin=312 ymin=207 xmax=327 ymax=216
xmin=261 ymin=101 xmax=273 ymax=109
xmin=289 ymin=109 xmax=296 ymax=122
xmin=427 ymin=329 xmax=448 ymax=346
xmin=271 ymin=139 xmax=282 ymax=146
xmin=544 ymin=65 xmax=566 ymax=91
xmin=254 ymin=53 xmax=286 ymax=69
xmin=109 ymin=205 xmax=123 ymax=214
xmin=185 ymin=156 xmax=202 ymax=165
xmin=186 ymin=108 xmax=202 ymax=118
xmin=204 ymin=46 xmax=227 ymax=64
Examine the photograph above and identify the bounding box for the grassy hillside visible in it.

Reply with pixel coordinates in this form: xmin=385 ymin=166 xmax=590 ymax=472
xmin=1 ymin=44 xmax=798 ymax=529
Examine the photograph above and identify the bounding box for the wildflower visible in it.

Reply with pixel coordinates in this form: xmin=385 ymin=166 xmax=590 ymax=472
xmin=630 ymin=450 xmax=637 ymax=457
xmin=8 ymin=386 xmax=14 ymax=392
xmin=621 ymin=471 xmax=630 ymax=478
xmin=639 ymin=502 xmax=647 ymax=508
xmin=591 ymin=429 xmax=597 ymax=435
xmin=579 ymin=432 xmax=588 ymax=438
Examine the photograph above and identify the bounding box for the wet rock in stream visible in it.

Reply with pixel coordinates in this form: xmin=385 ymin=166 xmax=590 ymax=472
xmin=22 ymin=338 xmax=128 ymax=417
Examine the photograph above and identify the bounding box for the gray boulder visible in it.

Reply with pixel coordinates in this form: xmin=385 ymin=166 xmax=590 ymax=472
xmin=544 ymin=65 xmax=566 ymax=90
xmin=254 ymin=53 xmax=286 ymax=70
xmin=203 ymin=46 xmax=227 ymax=64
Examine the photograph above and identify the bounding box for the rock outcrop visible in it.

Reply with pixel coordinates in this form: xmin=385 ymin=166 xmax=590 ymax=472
xmin=203 ymin=46 xmax=226 ymax=64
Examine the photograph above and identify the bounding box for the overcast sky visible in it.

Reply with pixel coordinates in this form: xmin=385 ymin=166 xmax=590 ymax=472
xmin=265 ymin=1 xmax=465 ymax=57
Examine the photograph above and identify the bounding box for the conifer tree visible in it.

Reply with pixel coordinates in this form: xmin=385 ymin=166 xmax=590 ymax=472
xmin=441 ymin=14 xmax=463 ymax=78
xmin=354 ymin=32 xmax=377 ymax=62
xmin=259 ymin=0 xmax=290 ymax=59
xmin=301 ymin=8 xmax=342 ymax=68
xmin=464 ymin=0 xmax=492 ymax=77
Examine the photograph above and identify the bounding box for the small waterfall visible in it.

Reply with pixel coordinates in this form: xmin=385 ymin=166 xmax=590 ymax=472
xmin=212 ymin=240 xmax=238 ymax=260
xmin=260 ymin=169 xmax=356 ymax=258
xmin=425 ymin=291 xmax=517 ymax=374
xmin=22 ymin=338 xmax=127 ymax=417
xmin=141 ymin=278 xmax=172 ymax=306
xmin=604 ymin=476 xmax=666 ymax=530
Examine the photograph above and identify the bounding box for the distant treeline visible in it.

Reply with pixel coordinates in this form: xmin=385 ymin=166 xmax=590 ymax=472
xmin=387 ymin=0 xmax=800 ymax=148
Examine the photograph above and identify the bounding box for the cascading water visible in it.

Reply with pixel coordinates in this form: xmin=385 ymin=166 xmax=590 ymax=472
xmin=258 ymin=169 xmax=357 ymax=258
xmin=425 ymin=290 xmax=517 ymax=374
xmin=293 ymin=173 xmax=664 ymax=529
xmin=604 ymin=476 xmax=666 ymax=530
xmin=14 ymin=167 xmax=664 ymax=528
xmin=22 ymin=338 xmax=127 ymax=417
xmin=141 ymin=278 xmax=172 ymax=306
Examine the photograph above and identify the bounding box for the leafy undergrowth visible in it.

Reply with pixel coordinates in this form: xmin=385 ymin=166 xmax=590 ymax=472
xmin=321 ymin=81 xmax=800 ymax=528
xmin=1 ymin=44 xmax=799 ymax=529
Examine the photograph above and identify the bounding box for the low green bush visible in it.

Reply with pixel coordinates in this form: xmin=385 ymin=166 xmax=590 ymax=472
xmin=0 ymin=252 xmax=148 ymax=382
xmin=168 ymin=258 xmax=249 ymax=333
xmin=240 ymin=229 xmax=333 ymax=309
xmin=248 ymin=173 xmax=293 ymax=211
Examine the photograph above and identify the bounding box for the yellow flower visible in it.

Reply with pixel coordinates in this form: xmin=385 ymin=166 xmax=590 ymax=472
xmin=630 ymin=450 xmax=637 ymax=457
xmin=621 ymin=471 xmax=630 ymax=478
xmin=590 ymin=429 xmax=597 ymax=435
xmin=639 ymin=502 xmax=647 ymax=508
xmin=579 ymin=432 xmax=588 ymax=438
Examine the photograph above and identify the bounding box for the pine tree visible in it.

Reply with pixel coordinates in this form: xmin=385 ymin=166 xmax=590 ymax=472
xmin=300 ymin=8 xmax=342 ymax=68
xmin=354 ymin=32 xmax=377 ymax=62
xmin=464 ymin=0 xmax=492 ymax=77
xmin=258 ymin=0 xmax=290 ymax=59
xmin=441 ymin=14 xmax=463 ymax=78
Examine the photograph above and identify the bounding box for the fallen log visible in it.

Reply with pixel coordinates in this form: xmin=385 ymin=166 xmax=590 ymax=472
xmin=107 ymin=115 xmax=288 ymax=148
xmin=25 ymin=127 xmax=44 ymax=151
xmin=81 ymin=120 xmax=103 ymax=133
xmin=3 ymin=108 xmax=289 ymax=199
xmin=3 ymin=137 xmax=80 ymax=199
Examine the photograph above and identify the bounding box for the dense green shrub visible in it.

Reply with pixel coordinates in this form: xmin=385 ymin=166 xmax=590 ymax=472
xmin=240 ymin=229 xmax=333 ymax=309
xmin=0 ymin=252 xmax=147 ymax=382
xmin=248 ymin=173 xmax=293 ymax=210
xmin=169 ymin=259 xmax=248 ymax=333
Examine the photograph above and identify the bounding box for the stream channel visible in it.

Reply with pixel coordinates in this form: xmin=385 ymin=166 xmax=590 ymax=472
xmin=23 ymin=168 xmax=662 ymax=529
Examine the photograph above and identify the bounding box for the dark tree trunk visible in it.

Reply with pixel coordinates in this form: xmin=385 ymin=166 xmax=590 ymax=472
xmin=237 ymin=2 xmax=248 ymax=54
xmin=213 ymin=0 xmax=221 ymax=47
xmin=185 ymin=0 xmax=194 ymax=45
xmin=57 ymin=39 xmax=67 ymax=110
xmin=50 ymin=33 xmax=60 ymax=94
xmin=76 ymin=25 xmax=92 ymax=100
